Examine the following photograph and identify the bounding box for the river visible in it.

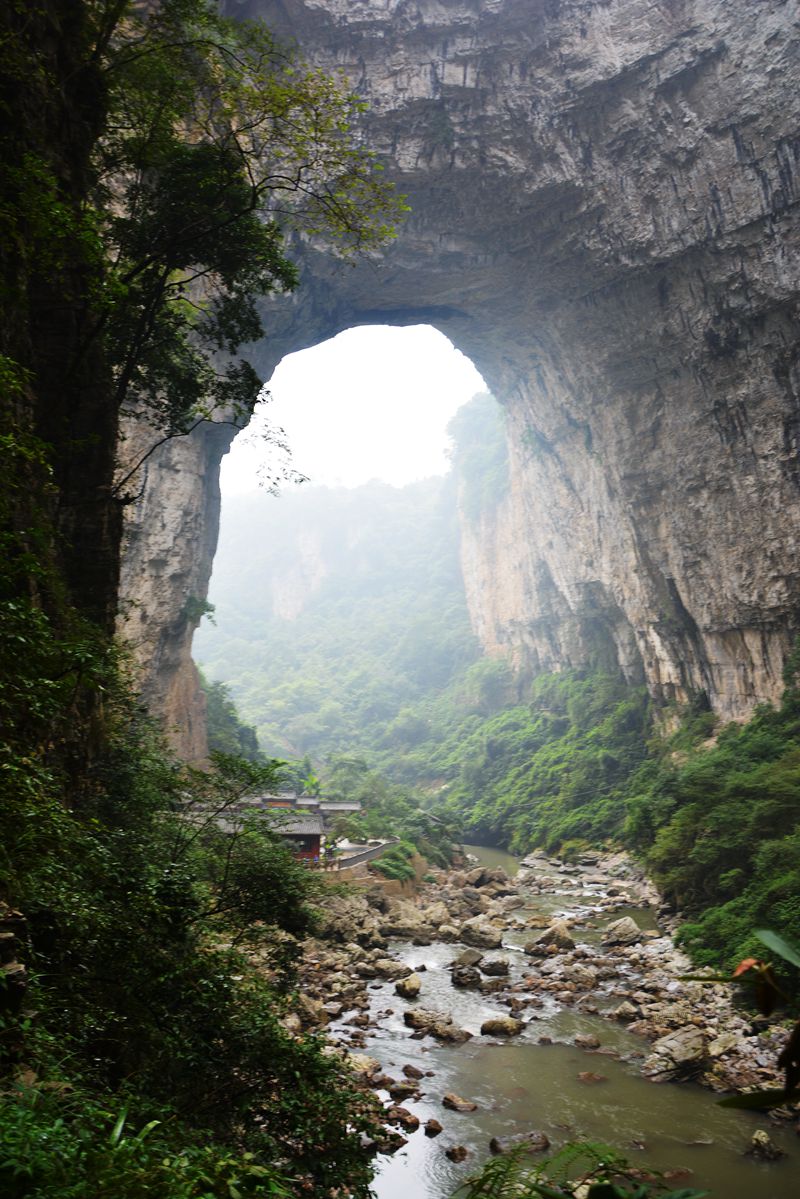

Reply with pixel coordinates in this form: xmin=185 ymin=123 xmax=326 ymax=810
xmin=351 ymin=845 xmax=800 ymax=1199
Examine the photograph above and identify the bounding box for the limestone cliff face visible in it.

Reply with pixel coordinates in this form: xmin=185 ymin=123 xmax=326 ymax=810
xmin=118 ymin=420 xmax=233 ymax=761
xmin=122 ymin=0 xmax=800 ymax=753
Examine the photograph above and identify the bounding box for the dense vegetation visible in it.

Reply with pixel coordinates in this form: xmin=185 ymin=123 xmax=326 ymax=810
xmin=200 ymin=669 xmax=261 ymax=761
xmin=1 ymin=1 xmax=400 ymax=1194
xmin=0 ymin=703 xmax=384 ymax=1196
xmin=625 ymin=657 xmax=800 ymax=972
xmin=199 ymin=385 xmax=800 ymax=977
xmin=439 ymin=671 xmax=651 ymax=853
xmin=322 ymin=756 xmax=462 ymax=874
xmin=195 ymin=472 xmax=480 ymax=763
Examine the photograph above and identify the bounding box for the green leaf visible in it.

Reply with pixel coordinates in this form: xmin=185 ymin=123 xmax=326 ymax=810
xmin=134 ymin=1119 xmax=162 ymax=1142
xmin=755 ymin=929 xmax=800 ymax=969
xmin=108 ymin=1107 xmax=127 ymax=1146
xmin=717 ymin=1086 xmax=800 ymax=1110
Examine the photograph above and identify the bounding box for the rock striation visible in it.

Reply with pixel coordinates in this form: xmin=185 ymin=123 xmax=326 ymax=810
xmin=123 ymin=0 xmax=800 ymax=753
xmin=117 ymin=419 xmax=232 ymax=761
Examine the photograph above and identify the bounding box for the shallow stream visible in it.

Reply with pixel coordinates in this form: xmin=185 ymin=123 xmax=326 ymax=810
xmin=356 ymin=845 xmax=800 ymax=1199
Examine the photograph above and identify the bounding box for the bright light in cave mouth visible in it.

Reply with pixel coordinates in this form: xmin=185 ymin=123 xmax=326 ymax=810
xmin=219 ymin=325 xmax=487 ymax=494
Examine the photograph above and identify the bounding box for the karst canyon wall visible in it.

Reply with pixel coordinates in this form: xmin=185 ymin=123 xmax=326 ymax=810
xmin=119 ymin=0 xmax=800 ymax=755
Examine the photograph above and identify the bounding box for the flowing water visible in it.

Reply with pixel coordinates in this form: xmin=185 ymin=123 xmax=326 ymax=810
xmin=354 ymin=846 xmax=800 ymax=1199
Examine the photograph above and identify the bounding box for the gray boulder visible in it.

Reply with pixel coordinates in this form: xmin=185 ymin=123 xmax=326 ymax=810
xmin=490 ymin=1131 xmax=550 ymax=1155
xmin=481 ymin=1015 xmax=523 ymax=1037
xmin=481 ymin=956 xmax=510 ymax=976
xmin=643 ymin=1026 xmax=706 ymax=1078
xmin=452 ymin=964 xmax=482 ymax=989
xmin=395 ymin=972 xmax=422 ymax=999
xmin=602 ymin=916 xmax=644 ymax=946
xmin=460 ymin=917 xmax=504 ymax=949
xmin=524 ymin=921 xmax=575 ymax=954
xmin=443 ymin=1092 xmax=478 ymax=1112
xmin=453 ymin=948 xmax=484 ymax=968
xmin=373 ymin=958 xmax=413 ymax=980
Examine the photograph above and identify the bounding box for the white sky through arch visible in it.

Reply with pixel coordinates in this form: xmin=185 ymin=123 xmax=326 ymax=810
xmin=219 ymin=325 xmax=487 ymax=494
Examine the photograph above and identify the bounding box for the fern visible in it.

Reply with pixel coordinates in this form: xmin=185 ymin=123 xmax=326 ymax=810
xmin=456 ymin=1142 xmax=709 ymax=1199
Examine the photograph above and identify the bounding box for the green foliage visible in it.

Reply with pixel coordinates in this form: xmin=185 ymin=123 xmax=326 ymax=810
xmin=457 ymin=1141 xmax=707 ymax=1199
xmin=370 ymin=839 xmax=417 ymax=882
xmin=324 ymin=758 xmax=460 ymax=868
xmin=439 ymin=671 xmax=651 ymax=853
xmin=448 ymin=392 xmax=509 ymax=523
xmin=1 ymin=5 xmax=407 ymax=1195
xmin=0 ymin=635 xmax=381 ymax=1196
xmin=91 ymin=0 xmax=405 ymax=437
xmin=195 ymin=476 xmax=479 ymax=773
xmin=199 ymin=669 xmax=261 ymax=760
xmin=624 ymin=685 xmax=800 ymax=972
xmin=0 ymin=1086 xmax=294 ymax=1198
xmin=756 ymin=927 xmax=800 ymax=970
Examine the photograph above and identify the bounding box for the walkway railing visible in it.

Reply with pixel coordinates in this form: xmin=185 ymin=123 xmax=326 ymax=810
xmin=327 ymin=838 xmax=400 ymax=870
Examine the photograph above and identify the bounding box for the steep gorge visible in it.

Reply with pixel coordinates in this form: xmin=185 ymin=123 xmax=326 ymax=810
xmin=121 ymin=0 xmax=800 ymax=752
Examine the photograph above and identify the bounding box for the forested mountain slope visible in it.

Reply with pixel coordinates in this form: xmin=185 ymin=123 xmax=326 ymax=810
xmin=195 ymin=474 xmax=480 ymax=761
xmin=199 ymin=387 xmax=800 ymax=976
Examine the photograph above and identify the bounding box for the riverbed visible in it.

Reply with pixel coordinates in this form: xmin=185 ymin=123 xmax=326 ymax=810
xmin=348 ymin=846 xmax=800 ymax=1199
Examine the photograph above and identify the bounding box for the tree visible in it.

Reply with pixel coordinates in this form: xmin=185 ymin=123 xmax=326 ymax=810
xmin=95 ymin=0 xmax=405 ymax=453
xmin=1 ymin=0 xmax=404 ymax=628
xmin=200 ymin=670 xmax=261 ymax=759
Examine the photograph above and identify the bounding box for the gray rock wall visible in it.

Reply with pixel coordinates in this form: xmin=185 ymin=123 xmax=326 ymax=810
xmin=121 ymin=0 xmax=800 ymax=753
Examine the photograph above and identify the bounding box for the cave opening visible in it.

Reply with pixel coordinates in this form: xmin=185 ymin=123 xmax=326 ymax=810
xmin=193 ymin=322 xmax=494 ymax=756
xmin=219 ymin=323 xmax=488 ymax=496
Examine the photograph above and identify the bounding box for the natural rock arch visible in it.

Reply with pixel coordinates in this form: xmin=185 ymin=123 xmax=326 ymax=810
xmin=121 ymin=0 xmax=800 ymax=756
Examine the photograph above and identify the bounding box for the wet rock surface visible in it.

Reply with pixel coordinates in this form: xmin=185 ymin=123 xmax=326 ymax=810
xmin=286 ymin=850 xmax=795 ymax=1188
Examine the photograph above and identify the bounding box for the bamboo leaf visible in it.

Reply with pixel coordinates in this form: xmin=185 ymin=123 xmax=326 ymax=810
xmin=755 ymin=929 xmax=800 ymax=969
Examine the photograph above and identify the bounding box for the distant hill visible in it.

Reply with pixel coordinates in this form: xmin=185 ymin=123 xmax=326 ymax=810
xmin=194 ymin=473 xmax=480 ymax=765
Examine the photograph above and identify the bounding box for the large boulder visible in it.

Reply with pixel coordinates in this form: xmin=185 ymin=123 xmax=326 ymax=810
xmin=438 ymin=924 xmax=461 ymax=942
xmin=524 ymin=921 xmax=575 ymax=954
xmin=464 ymin=867 xmax=491 ymax=887
xmin=481 ymin=1015 xmax=523 ymax=1037
xmin=643 ymin=1026 xmax=707 ymax=1079
xmin=602 ymin=916 xmax=644 ymax=946
xmin=443 ymin=1092 xmax=478 ymax=1112
xmin=490 ymin=1131 xmax=550 ymax=1155
xmin=481 ymin=956 xmax=510 ymax=977
xmin=386 ymin=1105 xmax=420 ymax=1132
xmin=373 ymin=958 xmax=413 ymax=980
xmin=746 ymin=1130 xmax=785 ymax=1161
xmin=402 ymin=1008 xmax=472 ymax=1042
xmin=431 ymin=1021 xmax=473 ymax=1043
xmin=460 ymin=917 xmax=504 ymax=949
xmin=453 ymin=948 xmax=484 ymax=968
xmin=295 ymin=993 xmax=329 ymax=1028
xmin=561 ymin=962 xmax=598 ymax=989
xmin=346 ymin=1053 xmax=380 ymax=1078
xmin=445 ymin=1145 xmax=469 ymax=1162
xmin=316 ymin=894 xmax=380 ymax=944
xmin=452 ymin=964 xmax=482 ymax=989
xmin=395 ymin=972 xmax=422 ymax=999
xmin=404 ymin=1008 xmax=451 ymax=1031
xmin=418 ymin=899 xmax=451 ymax=927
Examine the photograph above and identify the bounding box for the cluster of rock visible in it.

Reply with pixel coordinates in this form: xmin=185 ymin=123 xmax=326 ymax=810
xmin=279 ymin=850 xmax=793 ymax=1162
